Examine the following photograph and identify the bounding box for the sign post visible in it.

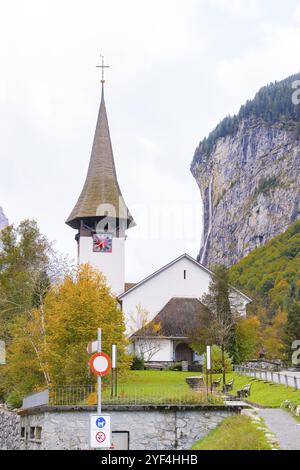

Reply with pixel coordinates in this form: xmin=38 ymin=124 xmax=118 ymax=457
xmin=111 ymin=344 xmax=117 ymax=398
xmin=97 ymin=328 xmax=101 ymax=414
xmin=87 ymin=329 xmax=112 ymax=448
xmin=206 ymin=345 xmax=212 ymax=397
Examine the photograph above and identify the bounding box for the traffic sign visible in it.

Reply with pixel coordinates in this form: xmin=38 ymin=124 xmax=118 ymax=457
xmin=87 ymin=340 xmax=98 ymax=354
xmin=89 ymin=352 xmax=111 ymax=376
xmin=90 ymin=414 xmax=111 ymax=448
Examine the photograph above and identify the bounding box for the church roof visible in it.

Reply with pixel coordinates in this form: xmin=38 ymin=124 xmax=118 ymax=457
xmin=119 ymin=253 xmax=252 ymax=303
xmin=66 ymin=85 xmax=135 ymax=230
xmin=132 ymin=297 xmax=208 ymax=338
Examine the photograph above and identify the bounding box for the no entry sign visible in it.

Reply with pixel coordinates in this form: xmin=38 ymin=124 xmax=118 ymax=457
xmin=89 ymin=352 xmax=111 ymax=376
xmin=90 ymin=414 xmax=111 ymax=448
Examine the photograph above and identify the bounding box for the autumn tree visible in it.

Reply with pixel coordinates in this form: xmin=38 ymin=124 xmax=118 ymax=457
xmin=0 ymin=220 xmax=69 ymax=403
xmin=2 ymin=264 xmax=130 ymax=406
xmin=236 ymin=316 xmax=261 ymax=362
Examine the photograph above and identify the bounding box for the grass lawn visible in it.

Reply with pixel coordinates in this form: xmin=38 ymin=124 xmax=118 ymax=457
xmin=89 ymin=370 xmax=223 ymax=405
xmin=106 ymin=370 xmax=300 ymax=407
xmin=191 ymin=415 xmax=272 ymax=450
xmin=221 ymin=372 xmax=300 ymax=408
xmin=54 ymin=370 xmax=300 ymax=408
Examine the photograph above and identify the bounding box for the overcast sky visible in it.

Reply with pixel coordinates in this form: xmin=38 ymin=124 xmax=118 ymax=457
xmin=1 ymin=0 xmax=300 ymax=282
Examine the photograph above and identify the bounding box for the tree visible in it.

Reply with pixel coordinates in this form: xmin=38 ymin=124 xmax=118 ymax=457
xmin=2 ymin=264 xmax=130 ymax=404
xmin=236 ymin=316 xmax=261 ymax=362
xmin=0 ymin=220 xmax=70 ymax=344
xmin=192 ymin=265 xmax=237 ymax=387
xmin=129 ymin=304 xmax=162 ymax=362
xmin=0 ymin=220 xmax=70 ymax=403
xmin=283 ymin=302 xmax=300 ymax=362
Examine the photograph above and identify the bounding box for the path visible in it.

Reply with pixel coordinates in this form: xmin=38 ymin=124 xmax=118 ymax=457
xmin=257 ymin=408 xmax=300 ymax=450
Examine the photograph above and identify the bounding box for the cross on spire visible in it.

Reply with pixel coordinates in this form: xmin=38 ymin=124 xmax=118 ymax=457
xmin=96 ymin=55 xmax=110 ymax=84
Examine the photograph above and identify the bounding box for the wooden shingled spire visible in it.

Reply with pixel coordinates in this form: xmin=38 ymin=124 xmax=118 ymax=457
xmin=66 ymin=75 xmax=135 ymax=230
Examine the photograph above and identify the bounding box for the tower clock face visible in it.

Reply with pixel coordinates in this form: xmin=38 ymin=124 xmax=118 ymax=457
xmin=93 ymin=234 xmax=113 ymax=253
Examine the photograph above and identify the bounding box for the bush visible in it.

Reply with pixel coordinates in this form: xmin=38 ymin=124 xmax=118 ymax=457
xmin=203 ymin=345 xmax=233 ymax=374
xmin=168 ymin=362 xmax=182 ymax=371
xmin=130 ymin=355 xmax=144 ymax=370
xmin=6 ymin=390 xmax=23 ymax=409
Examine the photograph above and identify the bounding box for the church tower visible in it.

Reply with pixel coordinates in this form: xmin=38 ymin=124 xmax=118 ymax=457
xmin=66 ymin=61 xmax=135 ymax=295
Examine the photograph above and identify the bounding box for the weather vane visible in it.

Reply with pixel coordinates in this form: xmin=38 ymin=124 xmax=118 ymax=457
xmin=96 ymin=54 xmax=110 ymax=84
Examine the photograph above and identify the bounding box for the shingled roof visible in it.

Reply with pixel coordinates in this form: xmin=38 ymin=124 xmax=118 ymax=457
xmin=66 ymin=85 xmax=135 ymax=230
xmin=132 ymin=297 xmax=208 ymax=338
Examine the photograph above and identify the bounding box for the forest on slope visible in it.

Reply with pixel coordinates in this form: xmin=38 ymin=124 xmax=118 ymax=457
xmin=229 ymin=220 xmax=300 ymax=360
xmin=193 ymin=72 xmax=300 ymax=161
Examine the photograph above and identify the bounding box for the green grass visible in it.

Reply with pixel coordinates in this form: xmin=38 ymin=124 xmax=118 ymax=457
xmin=223 ymin=372 xmax=300 ymax=408
xmin=108 ymin=370 xmax=300 ymax=407
xmin=89 ymin=370 xmax=223 ymax=406
xmin=191 ymin=415 xmax=272 ymax=450
xmin=119 ymin=370 xmax=300 ymax=408
xmin=54 ymin=370 xmax=300 ymax=408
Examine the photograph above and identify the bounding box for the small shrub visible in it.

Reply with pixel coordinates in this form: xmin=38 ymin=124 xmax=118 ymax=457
xmin=168 ymin=362 xmax=182 ymax=371
xmin=203 ymin=345 xmax=233 ymax=374
xmin=130 ymin=355 xmax=144 ymax=370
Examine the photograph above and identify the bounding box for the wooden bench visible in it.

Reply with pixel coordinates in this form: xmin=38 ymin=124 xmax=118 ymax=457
xmin=237 ymin=383 xmax=251 ymax=399
xmin=212 ymin=378 xmax=221 ymax=389
xmin=223 ymin=379 xmax=234 ymax=392
xmin=186 ymin=376 xmax=205 ymax=390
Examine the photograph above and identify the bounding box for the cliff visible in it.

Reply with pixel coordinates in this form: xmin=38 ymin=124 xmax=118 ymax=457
xmin=0 ymin=207 xmax=8 ymax=231
xmin=191 ymin=73 xmax=300 ymax=267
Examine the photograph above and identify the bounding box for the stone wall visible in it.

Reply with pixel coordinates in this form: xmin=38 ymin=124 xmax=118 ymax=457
xmin=0 ymin=406 xmax=20 ymax=450
xmin=18 ymin=404 xmax=245 ymax=450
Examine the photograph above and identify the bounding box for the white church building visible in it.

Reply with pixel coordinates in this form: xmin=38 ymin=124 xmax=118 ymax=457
xmin=66 ymin=69 xmax=251 ymax=368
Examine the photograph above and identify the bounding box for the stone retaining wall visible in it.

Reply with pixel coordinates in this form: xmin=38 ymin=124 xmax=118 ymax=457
xmin=0 ymin=406 xmax=20 ymax=450
xmin=18 ymin=404 xmax=246 ymax=450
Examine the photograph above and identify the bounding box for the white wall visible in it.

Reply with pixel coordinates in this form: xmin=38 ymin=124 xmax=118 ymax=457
xmin=134 ymin=338 xmax=173 ymax=362
xmin=79 ymin=236 xmax=125 ymax=296
xmin=121 ymin=257 xmax=211 ymax=333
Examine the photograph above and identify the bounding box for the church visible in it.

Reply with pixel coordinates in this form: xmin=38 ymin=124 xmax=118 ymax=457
xmin=66 ymin=68 xmax=251 ymax=368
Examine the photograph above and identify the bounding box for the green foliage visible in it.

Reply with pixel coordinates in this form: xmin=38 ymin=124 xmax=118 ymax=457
xmin=236 ymin=316 xmax=261 ymax=362
xmin=0 ymin=220 xmax=52 ymax=344
xmin=229 ymin=220 xmax=300 ymax=360
xmin=283 ymin=302 xmax=300 ymax=355
xmin=229 ymin=220 xmax=300 ymax=317
xmin=203 ymin=345 xmax=233 ymax=374
xmin=131 ymin=355 xmax=145 ymax=370
xmin=167 ymin=362 xmax=182 ymax=371
xmin=193 ymin=72 xmax=300 ymax=160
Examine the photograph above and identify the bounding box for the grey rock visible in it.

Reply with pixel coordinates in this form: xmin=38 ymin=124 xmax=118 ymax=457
xmin=191 ymin=118 xmax=300 ymax=267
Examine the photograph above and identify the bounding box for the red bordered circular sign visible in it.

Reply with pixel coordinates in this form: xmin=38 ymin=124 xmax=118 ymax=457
xmin=89 ymin=352 xmax=111 ymax=376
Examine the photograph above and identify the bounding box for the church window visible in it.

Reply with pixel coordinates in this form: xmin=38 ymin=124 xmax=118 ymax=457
xmin=184 ymin=270 xmax=187 ymax=279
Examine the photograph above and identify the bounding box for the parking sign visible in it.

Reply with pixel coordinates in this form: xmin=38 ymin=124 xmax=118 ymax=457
xmin=90 ymin=414 xmax=111 ymax=448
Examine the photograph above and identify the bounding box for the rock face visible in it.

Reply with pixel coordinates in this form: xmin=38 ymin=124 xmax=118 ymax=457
xmin=0 ymin=207 xmax=8 ymax=231
xmin=191 ymin=118 xmax=300 ymax=267
xmin=0 ymin=207 xmax=8 ymax=249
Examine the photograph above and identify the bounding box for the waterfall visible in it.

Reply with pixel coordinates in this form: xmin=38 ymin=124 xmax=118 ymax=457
xmin=200 ymin=177 xmax=213 ymax=265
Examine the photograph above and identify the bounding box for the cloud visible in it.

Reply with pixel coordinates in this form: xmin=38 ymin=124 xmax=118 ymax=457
xmin=208 ymin=0 xmax=262 ymax=18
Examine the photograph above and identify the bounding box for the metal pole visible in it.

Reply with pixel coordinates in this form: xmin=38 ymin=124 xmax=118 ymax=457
xmin=112 ymin=344 xmax=117 ymax=398
xmin=97 ymin=328 xmax=101 ymax=414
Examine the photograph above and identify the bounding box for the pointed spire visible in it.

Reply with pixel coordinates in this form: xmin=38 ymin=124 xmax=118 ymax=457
xmin=66 ymin=83 xmax=135 ymax=230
